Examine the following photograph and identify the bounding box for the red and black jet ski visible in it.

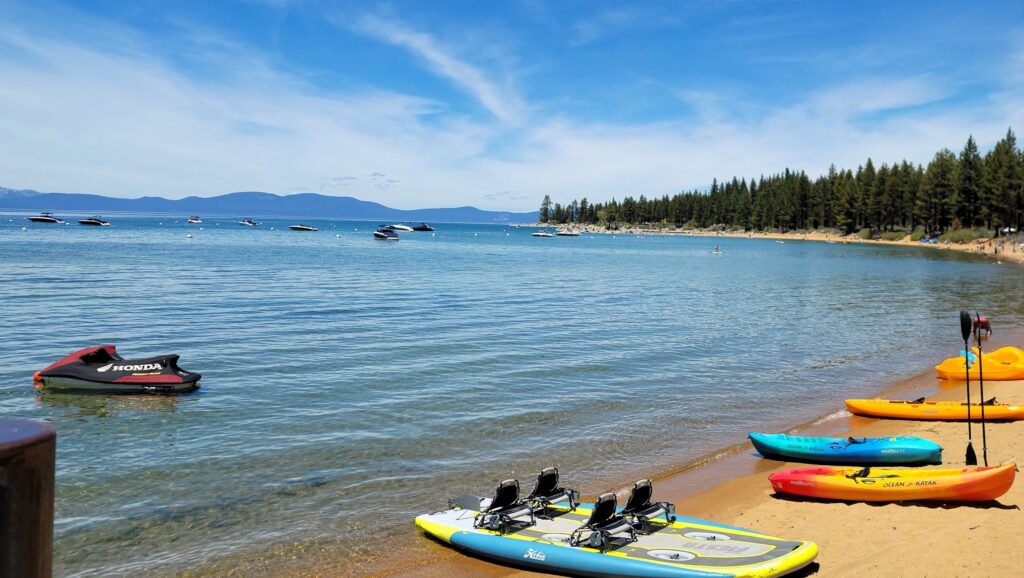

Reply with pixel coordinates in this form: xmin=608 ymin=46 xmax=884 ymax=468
xmin=34 ymin=345 xmax=201 ymax=393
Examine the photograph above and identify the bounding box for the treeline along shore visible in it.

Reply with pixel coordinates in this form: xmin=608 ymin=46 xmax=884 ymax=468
xmin=539 ymin=129 xmax=1024 ymax=239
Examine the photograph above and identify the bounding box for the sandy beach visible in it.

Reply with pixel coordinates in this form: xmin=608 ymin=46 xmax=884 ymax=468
xmin=381 ymin=330 xmax=1024 ymax=578
xmin=533 ymin=224 xmax=1024 ymax=266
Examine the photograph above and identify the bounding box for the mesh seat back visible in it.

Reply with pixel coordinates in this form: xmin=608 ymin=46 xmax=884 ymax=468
xmin=529 ymin=467 xmax=559 ymax=498
xmin=622 ymin=479 xmax=653 ymax=514
xmin=584 ymin=493 xmax=617 ymax=527
xmin=487 ymin=480 xmax=521 ymax=512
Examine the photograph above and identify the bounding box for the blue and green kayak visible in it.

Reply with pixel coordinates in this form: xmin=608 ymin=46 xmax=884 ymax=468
xmin=748 ymin=432 xmax=942 ymax=465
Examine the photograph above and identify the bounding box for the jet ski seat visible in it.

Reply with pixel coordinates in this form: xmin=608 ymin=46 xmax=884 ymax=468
xmin=621 ymin=479 xmax=676 ymax=534
xmin=569 ymin=492 xmax=637 ymax=553
xmin=473 ymin=479 xmax=535 ymax=534
xmin=525 ymin=467 xmax=580 ymax=518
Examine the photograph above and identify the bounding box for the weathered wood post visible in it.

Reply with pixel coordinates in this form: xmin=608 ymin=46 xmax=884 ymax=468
xmin=0 ymin=419 xmax=55 ymax=578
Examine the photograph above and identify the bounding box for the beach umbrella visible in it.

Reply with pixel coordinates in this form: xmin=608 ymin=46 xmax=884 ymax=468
xmin=960 ymin=311 xmax=977 ymax=466
xmin=975 ymin=313 xmax=990 ymax=467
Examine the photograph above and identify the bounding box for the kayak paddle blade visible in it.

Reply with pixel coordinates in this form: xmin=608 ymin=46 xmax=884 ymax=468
xmin=960 ymin=310 xmax=972 ymax=342
xmin=966 ymin=442 xmax=978 ymax=466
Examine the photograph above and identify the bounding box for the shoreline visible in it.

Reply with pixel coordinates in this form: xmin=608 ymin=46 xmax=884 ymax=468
xmin=378 ymin=327 xmax=1024 ymax=578
xmin=531 ymin=223 xmax=1024 ymax=266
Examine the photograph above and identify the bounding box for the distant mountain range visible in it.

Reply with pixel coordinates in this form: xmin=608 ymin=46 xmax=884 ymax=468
xmin=0 ymin=187 xmax=538 ymax=223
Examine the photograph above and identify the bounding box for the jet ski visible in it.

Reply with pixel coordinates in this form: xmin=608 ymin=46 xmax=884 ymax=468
xmin=34 ymin=345 xmax=201 ymax=393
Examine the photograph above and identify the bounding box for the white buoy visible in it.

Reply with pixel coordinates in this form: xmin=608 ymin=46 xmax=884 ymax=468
xmin=21 ymin=227 xmax=27 ymax=231
xmin=335 ymin=234 xmax=340 ymax=238
xmin=187 ymin=233 xmax=193 ymax=239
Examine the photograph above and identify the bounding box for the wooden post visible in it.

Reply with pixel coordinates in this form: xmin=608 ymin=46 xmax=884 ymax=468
xmin=0 ymin=419 xmax=55 ymax=578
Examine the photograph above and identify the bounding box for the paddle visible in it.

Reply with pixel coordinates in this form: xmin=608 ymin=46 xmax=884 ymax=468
xmin=960 ymin=311 xmax=977 ymax=466
xmin=975 ymin=312 xmax=989 ymax=467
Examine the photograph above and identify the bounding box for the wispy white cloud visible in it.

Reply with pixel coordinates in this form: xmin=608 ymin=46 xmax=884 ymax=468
xmin=347 ymin=14 xmax=526 ymax=124
xmin=570 ymin=7 xmax=681 ymax=46
xmin=0 ymin=5 xmax=1022 ymax=212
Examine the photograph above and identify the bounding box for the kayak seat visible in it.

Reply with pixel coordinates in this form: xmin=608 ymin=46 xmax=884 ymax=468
xmin=472 ymin=479 xmax=535 ymax=534
xmin=621 ymin=479 xmax=676 ymax=534
xmin=525 ymin=467 xmax=580 ymax=519
xmin=847 ymin=467 xmax=871 ymax=480
xmin=569 ymin=493 xmax=636 ymax=553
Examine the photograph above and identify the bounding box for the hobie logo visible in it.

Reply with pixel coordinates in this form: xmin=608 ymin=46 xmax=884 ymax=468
xmin=97 ymin=363 xmax=163 ymax=372
xmin=523 ymin=548 xmax=546 ymax=562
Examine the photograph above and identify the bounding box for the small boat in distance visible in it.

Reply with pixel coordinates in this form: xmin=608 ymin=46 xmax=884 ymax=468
xmin=555 ymin=229 xmax=581 ymax=236
xmin=382 ymin=223 xmax=414 ymax=232
xmin=412 ymin=222 xmax=434 ymax=231
xmin=28 ymin=212 xmax=65 ymax=224
xmin=187 ymin=215 xmax=203 ymax=224
xmin=374 ymin=228 xmax=400 ymax=240
xmin=239 ymin=219 xmax=259 ymax=227
xmin=532 ymin=230 xmax=554 ymax=237
xmin=713 ymin=243 xmax=723 ymax=254
xmin=288 ymin=224 xmax=318 ymax=231
xmin=78 ymin=216 xmax=110 ymax=226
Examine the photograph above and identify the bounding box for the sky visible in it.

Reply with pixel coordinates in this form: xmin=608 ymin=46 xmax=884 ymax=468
xmin=1 ymin=0 xmax=1023 ymax=211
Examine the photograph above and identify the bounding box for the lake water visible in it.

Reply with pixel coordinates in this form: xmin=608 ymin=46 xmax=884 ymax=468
xmin=0 ymin=215 xmax=1022 ymax=576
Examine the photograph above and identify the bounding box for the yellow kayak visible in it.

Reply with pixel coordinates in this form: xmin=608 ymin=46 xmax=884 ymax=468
xmin=846 ymin=398 xmax=1024 ymax=421
xmin=936 ymin=346 xmax=1024 ymax=381
xmin=770 ymin=463 xmax=1016 ymax=502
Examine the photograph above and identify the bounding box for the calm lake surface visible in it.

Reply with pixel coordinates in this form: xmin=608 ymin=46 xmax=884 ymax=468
xmin=1 ymin=215 xmax=1022 ymax=575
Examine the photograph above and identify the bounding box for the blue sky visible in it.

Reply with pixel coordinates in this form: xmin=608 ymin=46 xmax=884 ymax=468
xmin=1 ymin=0 xmax=1022 ymax=210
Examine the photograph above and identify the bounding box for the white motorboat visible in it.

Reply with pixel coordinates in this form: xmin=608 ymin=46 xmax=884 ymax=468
xmin=28 ymin=212 xmax=65 ymax=224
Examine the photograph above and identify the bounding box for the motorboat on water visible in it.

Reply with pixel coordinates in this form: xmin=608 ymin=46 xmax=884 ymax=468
xmin=187 ymin=215 xmax=203 ymax=224
xmin=531 ymin=230 xmax=554 ymax=237
xmin=239 ymin=218 xmax=259 ymax=227
xmin=34 ymin=345 xmax=201 ymax=393
xmin=289 ymin=224 xmax=318 ymax=231
xmin=412 ymin=222 xmax=434 ymax=231
xmin=382 ymin=223 xmax=414 ymax=232
xmin=555 ymin=229 xmax=581 ymax=236
xmin=28 ymin=212 xmax=65 ymax=224
xmin=374 ymin=228 xmax=400 ymax=240
xmin=78 ymin=216 xmax=110 ymax=226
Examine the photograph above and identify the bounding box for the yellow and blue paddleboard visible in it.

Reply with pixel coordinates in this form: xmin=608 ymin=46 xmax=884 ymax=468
xmin=416 ymin=501 xmax=817 ymax=577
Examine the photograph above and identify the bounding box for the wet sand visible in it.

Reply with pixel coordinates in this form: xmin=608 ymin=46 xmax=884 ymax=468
xmin=381 ymin=330 xmax=1024 ymax=578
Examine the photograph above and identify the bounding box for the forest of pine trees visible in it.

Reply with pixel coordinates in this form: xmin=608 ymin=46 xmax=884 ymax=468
xmin=538 ymin=130 xmax=1024 ymax=236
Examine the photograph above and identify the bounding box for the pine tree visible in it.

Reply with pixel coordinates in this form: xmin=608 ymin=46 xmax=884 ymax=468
xmin=919 ymin=149 xmax=958 ymax=233
xmin=957 ymin=136 xmax=982 ymax=228
xmin=539 ymin=195 xmax=552 ymax=223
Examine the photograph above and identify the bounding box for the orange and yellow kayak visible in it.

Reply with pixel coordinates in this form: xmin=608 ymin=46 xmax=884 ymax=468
xmin=935 ymin=346 xmax=1024 ymax=381
xmin=846 ymin=398 xmax=1024 ymax=421
xmin=770 ymin=463 xmax=1015 ymax=502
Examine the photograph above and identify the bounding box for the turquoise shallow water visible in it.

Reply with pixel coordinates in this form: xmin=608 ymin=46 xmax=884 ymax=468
xmin=1 ymin=215 xmax=1022 ymax=575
